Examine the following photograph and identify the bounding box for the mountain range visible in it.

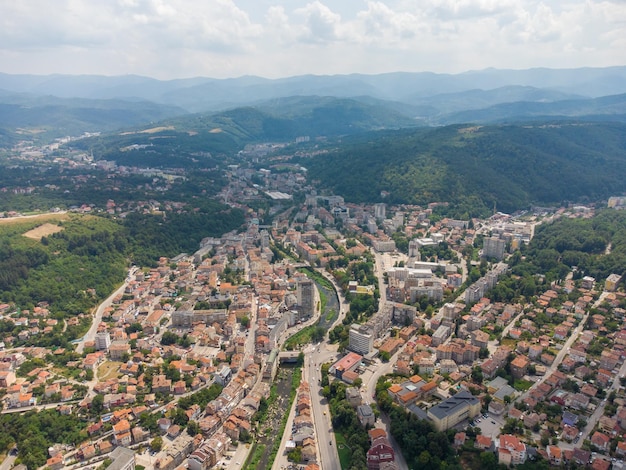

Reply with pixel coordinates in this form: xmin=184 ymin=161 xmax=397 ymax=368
xmin=1 ymin=66 xmax=626 ymax=147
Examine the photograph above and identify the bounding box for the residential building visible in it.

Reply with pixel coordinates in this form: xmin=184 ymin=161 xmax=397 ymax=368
xmin=349 ymin=324 xmax=374 ymax=355
xmin=498 ymin=434 xmax=527 ymax=465
xmin=297 ymin=278 xmax=315 ymax=317
xmin=367 ymin=435 xmax=395 ymax=470
xmin=483 ymin=237 xmax=506 ymax=260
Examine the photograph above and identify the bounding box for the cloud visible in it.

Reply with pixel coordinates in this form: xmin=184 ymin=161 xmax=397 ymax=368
xmin=295 ymin=1 xmax=343 ymax=43
xmin=0 ymin=0 xmax=623 ymax=78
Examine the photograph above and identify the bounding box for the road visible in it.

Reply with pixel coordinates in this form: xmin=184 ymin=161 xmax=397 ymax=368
xmin=75 ymin=266 xmax=139 ymax=354
xmin=0 ymin=453 xmax=16 ymax=470
xmin=308 ymin=343 xmax=341 ymax=470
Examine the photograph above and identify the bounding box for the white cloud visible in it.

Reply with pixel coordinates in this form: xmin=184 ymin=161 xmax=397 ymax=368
xmin=295 ymin=1 xmax=343 ymax=43
xmin=0 ymin=0 xmax=623 ymax=78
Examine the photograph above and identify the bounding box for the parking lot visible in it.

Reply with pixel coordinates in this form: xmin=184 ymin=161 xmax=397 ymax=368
xmin=467 ymin=412 xmax=503 ymax=439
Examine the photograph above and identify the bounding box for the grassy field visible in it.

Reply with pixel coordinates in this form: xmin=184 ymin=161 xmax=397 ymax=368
xmin=284 ymin=325 xmax=315 ymax=350
xmin=23 ymin=222 xmax=64 ymax=240
xmin=98 ymin=361 xmax=122 ymax=381
xmin=514 ymin=379 xmax=534 ymax=391
xmin=334 ymin=432 xmax=352 ymax=469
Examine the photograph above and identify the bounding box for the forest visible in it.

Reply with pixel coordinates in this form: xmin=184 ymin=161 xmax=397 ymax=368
xmin=300 ymin=122 xmax=626 ymax=217
xmin=511 ymin=209 xmax=626 ymax=282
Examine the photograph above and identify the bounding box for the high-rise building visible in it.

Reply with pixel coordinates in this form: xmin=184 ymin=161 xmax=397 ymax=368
xmin=483 ymin=237 xmax=506 ymax=260
xmin=374 ymin=203 xmax=386 ymax=220
xmin=297 ymin=278 xmax=315 ymax=317
xmin=349 ymin=324 xmax=374 ymax=355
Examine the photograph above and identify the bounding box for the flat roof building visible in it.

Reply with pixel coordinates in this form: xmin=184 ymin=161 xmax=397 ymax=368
xmin=427 ymin=390 xmax=481 ymax=431
xmin=349 ymin=324 xmax=374 ymax=355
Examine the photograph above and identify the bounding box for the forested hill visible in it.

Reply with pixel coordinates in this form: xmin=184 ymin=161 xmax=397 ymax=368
xmin=299 ymin=122 xmax=626 ymax=217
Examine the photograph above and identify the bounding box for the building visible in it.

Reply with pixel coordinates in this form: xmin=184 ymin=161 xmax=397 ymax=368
xmin=95 ymin=330 xmax=111 ymax=351
xmin=349 ymin=324 xmax=374 ymax=355
xmin=431 ymin=325 xmax=451 ymax=347
xmin=357 ymin=404 xmax=376 ymax=427
xmin=330 ymin=352 xmax=363 ymax=379
xmin=606 ymin=273 xmax=622 ymax=292
xmin=498 ymin=434 xmax=527 ymax=466
xmin=510 ymin=356 xmax=529 ymax=379
xmin=297 ymin=278 xmax=315 ymax=317
xmin=374 ymin=203 xmax=386 ymax=220
xmin=427 ymin=390 xmax=481 ymax=431
xmin=107 ymin=447 xmax=136 ymax=470
xmin=367 ymin=435 xmax=395 ymax=470
xmin=172 ymin=308 xmax=228 ymax=328
xmin=483 ymin=237 xmax=506 ymax=260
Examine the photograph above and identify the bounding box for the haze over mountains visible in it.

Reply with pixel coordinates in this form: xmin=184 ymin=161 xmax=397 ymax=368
xmin=1 ymin=66 xmax=626 ymax=143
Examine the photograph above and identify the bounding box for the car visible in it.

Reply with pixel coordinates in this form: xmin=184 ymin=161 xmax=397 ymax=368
xmin=491 ymin=420 xmax=496 ymax=424
xmin=329 ymin=441 xmax=332 ymax=446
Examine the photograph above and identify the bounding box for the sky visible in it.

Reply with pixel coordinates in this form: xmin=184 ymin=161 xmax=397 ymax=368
xmin=0 ymin=0 xmax=624 ymax=80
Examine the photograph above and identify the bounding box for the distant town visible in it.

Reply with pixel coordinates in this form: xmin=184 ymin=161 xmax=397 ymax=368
xmin=1 ymin=136 xmax=626 ymax=470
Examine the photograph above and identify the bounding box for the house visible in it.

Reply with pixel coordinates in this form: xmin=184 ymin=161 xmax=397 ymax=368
xmin=366 ymin=436 xmax=395 ymax=470
xmin=510 ymin=356 xmax=529 ymax=379
xmin=572 ymin=448 xmax=591 ymax=466
xmin=475 ymin=435 xmax=492 ymax=451
xmin=590 ymin=431 xmax=610 ymax=451
xmin=46 ymin=454 xmax=64 ymax=470
xmin=547 ymin=445 xmax=562 ymax=466
xmin=454 ymin=432 xmax=467 ymax=447
xmin=113 ymin=419 xmax=132 ymax=447
xmin=498 ymin=434 xmax=527 ymax=465
xmin=357 ymin=404 xmax=376 ymax=427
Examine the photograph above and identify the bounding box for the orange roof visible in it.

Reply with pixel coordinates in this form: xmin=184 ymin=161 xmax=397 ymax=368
xmin=388 ymin=384 xmax=402 ymax=394
xmin=368 ymin=428 xmax=387 ymax=440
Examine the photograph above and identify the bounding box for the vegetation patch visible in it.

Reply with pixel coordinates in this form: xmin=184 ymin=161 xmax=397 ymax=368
xmin=22 ymin=223 xmax=64 ymax=240
xmin=334 ymin=432 xmax=353 ymax=470
xmin=514 ymin=379 xmax=534 ymax=392
xmin=98 ymin=361 xmax=122 ymax=381
xmin=0 ymin=213 xmax=69 ymax=226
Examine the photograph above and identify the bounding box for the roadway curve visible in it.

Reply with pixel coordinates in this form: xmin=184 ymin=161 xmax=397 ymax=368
xmin=75 ymin=266 xmax=138 ymax=354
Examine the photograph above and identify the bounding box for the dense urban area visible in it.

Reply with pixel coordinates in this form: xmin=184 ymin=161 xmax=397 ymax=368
xmin=2 ymin=133 xmax=626 ymax=470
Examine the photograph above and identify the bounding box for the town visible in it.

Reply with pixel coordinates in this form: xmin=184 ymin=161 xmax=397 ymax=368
xmin=1 ymin=137 xmax=626 ymax=470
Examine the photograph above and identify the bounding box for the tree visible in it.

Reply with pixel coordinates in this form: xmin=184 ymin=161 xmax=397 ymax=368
xmin=161 ymin=331 xmax=178 ymax=346
xmin=240 ymin=316 xmax=250 ymax=328
xmin=480 ymin=451 xmax=498 ymax=470
xmin=187 ymin=420 xmax=200 ymax=436
xmin=91 ymin=394 xmax=104 ymax=415
xmin=150 ymin=436 xmax=163 ymax=452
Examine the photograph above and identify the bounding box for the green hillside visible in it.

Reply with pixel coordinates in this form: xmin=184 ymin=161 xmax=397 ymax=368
xmin=75 ymin=97 xmax=419 ymax=168
xmin=0 ymin=95 xmax=187 ymax=145
xmin=300 ymin=122 xmax=626 ymax=217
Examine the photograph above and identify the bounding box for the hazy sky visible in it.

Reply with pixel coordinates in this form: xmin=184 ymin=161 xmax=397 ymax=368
xmin=1 ymin=0 xmax=624 ymax=79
